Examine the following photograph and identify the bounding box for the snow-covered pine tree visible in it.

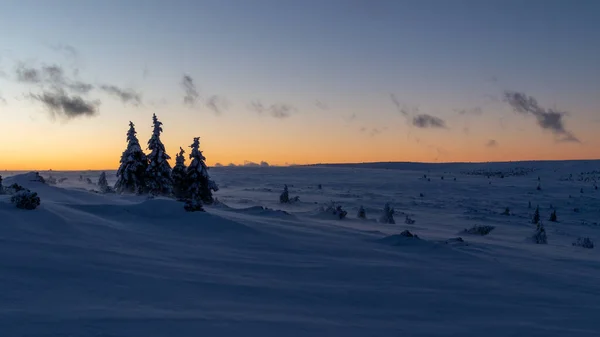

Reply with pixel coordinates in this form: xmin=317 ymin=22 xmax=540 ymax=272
xmin=146 ymin=114 xmax=173 ymax=196
xmin=532 ymin=205 xmax=540 ymax=224
xmin=379 ymin=203 xmax=395 ymax=224
xmin=357 ymin=205 xmax=366 ymax=219
xmin=186 ymin=137 xmax=218 ymax=206
xmin=115 ymin=122 xmax=148 ymax=194
xmin=171 ymin=147 xmax=188 ymax=200
xmin=280 ymin=185 xmax=290 ymax=203
xmin=0 ymin=175 xmax=3 ymax=194
xmin=98 ymin=171 xmax=112 ymax=193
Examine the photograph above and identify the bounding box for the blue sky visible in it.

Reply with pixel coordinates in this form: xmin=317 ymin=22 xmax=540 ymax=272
xmin=1 ymin=0 xmax=599 ymax=169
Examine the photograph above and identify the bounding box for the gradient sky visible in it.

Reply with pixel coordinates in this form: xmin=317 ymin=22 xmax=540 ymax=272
xmin=1 ymin=0 xmax=599 ymax=170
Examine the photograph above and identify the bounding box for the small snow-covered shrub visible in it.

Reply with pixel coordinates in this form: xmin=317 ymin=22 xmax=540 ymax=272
xmin=279 ymin=185 xmax=299 ymax=204
xmin=11 ymin=190 xmax=41 ymax=210
xmin=357 ymin=205 xmax=366 ymax=219
xmin=324 ymin=203 xmax=347 ymax=219
xmin=531 ymin=223 xmax=547 ymax=244
xmin=5 ymin=183 xmax=26 ymax=194
xmin=184 ymin=199 xmax=205 ymax=212
xmin=573 ymin=237 xmax=594 ymax=249
xmin=462 ymin=225 xmax=495 ymax=236
xmin=45 ymin=175 xmax=57 ymax=185
xmin=404 ymin=216 xmax=415 ymax=225
xmin=379 ymin=203 xmax=395 ymax=224
xmin=58 ymin=177 xmax=68 ymax=183
xmin=549 ymin=210 xmax=557 ymax=222
xmin=399 ymin=230 xmax=418 ymax=238
xmin=502 ymin=207 xmax=510 ymax=215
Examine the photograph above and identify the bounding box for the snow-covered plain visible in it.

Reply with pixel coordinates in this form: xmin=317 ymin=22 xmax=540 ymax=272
xmin=1 ymin=161 xmax=600 ymax=336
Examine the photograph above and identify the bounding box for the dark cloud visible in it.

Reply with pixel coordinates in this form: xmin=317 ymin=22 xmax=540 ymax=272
xmin=181 ymin=75 xmax=199 ymax=107
xmin=243 ymin=161 xmax=259 ymax=167
xmin=456 ymin=107 xmax=483 ymax=116
xmin=42 ymin=65 xmax=65 ymax=83
xmin=242 ymin=160 xmax=269 ymax=167
xmin=205 ymin=95 xmax=229 ymax=115
xmin=270 ymin=104 xmax=295 ymax=118
xmin=99 ymin=85 xmax=141 ymax=105
xmin=14 ymin=64 xmax=94 ymax=94
xmin=28 ymin=89 xmax=99 ymax=119
xmin=412 ymin=114 xmax=447 ymax=128
xmin=315 ymin=100 xmax=329 ymax=110
xmin=486 ymin=139 xmax=498 ymax=148
xmin=250 ymin=100 xmax=296 ymax=119
xmin=15 ymin=64 xmax=41 ymax=83
xmin=67 ymin=81 xmax=94 ymax=94
xmin=503 ymin=91 xmax=579 ymax=142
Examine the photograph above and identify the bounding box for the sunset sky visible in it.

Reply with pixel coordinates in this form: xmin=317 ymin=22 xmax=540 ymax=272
xmin=1 ymin=0 xmax=599 ymax=170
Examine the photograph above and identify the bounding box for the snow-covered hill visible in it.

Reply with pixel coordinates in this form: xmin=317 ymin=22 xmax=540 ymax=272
xmin=1 ymin=162 xmax=599 ymax=336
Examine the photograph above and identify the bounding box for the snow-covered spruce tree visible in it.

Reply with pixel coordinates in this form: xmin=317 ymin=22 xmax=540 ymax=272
xmin=171 ymin=147 xmax=188 ymax=200
xmin=115 ymin=122 xmax=148 ymax=194
xmin=280 ymin=184 xmax=290 ymax=203
xmin=97 ymin=172 xmax=113 ymax=193
xmin=531 ymin=222 xmax=547 ymax=244
xmin=379 ymin=203 xmax=395 ymax=224
xmin=532 ymin=206 xmax=540 ymax=224
xmin=185 ymin=137 xmax=218 ymax=206
xmin=549 ymin=210 xmax=557 ymax=222
xmin=145 ymin=114 xmax=173 ymax=196
xmin=357 ymin=205 xmax=366 ymax=219
xmin=279 ymin=185 xmax=299 ymax=204
xmin=0 ymin=175 xmax=3 ymax=194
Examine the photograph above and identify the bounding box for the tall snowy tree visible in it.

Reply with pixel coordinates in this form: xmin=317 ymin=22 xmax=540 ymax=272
xmin=97 ymin=171 xmax=113 ymax=193
xmin=115 ymin=122 xmax=148 ymax=194
xmin=186 ymin=137 xmax=218 ymax=206
xmin=146 ymin=114 xmax=173 ymax=195
xmin=0 ymin=175 xmax=3 ymax=194
xmin=171 ymin=147 xmax=187 ymax=200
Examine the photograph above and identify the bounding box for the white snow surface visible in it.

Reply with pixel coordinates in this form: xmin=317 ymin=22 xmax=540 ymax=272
xmin=1 ymin=161 xmax=600 ymax=336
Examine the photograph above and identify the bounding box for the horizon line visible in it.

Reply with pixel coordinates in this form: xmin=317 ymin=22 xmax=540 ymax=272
xmin=3 ymin=158 xmax=599 ymax=172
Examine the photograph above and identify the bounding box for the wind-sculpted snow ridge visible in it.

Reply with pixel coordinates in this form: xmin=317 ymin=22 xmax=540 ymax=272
xmin=1 ymin=165 xmax=600 ymax=336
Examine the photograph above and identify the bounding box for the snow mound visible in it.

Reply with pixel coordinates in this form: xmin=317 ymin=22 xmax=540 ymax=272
xmin=3 ymin=172 xmax=119 ymax=206
xmin=376 ymin=230 xmax=424 ymax=246
xmin=4 ymin=171 xmax=46 ymax=187
xmin=236 ymin=205 xmax=293 ymax=218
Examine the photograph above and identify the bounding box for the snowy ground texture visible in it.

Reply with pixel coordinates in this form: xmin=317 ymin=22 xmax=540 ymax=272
xmin=1 ymin=161 xmax=600 ymax=337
